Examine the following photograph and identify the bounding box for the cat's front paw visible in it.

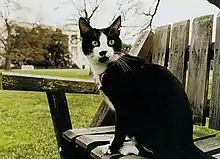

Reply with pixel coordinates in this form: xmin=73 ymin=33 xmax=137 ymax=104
xmin=104 ymin=147 xmax=114 ymax=155
xmin=119 ymin=142 xmax=139 ymax=156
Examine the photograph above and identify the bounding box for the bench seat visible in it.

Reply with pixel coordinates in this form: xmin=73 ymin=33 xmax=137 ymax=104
xmin=63 ymin=126 xmax=220 ymax=159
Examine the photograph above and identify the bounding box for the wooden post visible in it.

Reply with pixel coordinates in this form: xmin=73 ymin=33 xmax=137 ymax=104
xmin=152 ymin=24 xmax=171 ymax=67
xmin=90 ymin=99 xmax=116 ymax=127
xmin=209 ymin=12 xmax=220 ymax=130
xmin=169 ymin=20 xmax=190 ymax=86
xmin=46 ymin=90 xmax=75 ymax=159
xmin=129 ymin=31 xmax=154 ymax=63
xmin=186 ymin=15 xmax=213 ymax=126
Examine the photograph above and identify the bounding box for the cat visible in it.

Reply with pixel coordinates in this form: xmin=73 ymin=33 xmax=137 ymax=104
xmin=78 ymin=16 xmax=216 ymax=159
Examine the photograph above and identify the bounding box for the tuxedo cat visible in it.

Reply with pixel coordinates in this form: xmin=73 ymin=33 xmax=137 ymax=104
xmin=78 ymin=16 xmax=216 ymax=159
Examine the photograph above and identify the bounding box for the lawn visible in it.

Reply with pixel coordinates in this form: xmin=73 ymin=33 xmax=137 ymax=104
xmin=0 ymin=69 xmax=102 ymax=159
xmin=0 ymin=69 xmax=219 ymax=159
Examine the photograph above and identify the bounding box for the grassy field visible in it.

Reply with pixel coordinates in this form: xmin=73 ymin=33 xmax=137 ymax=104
xmin=0 ymin=69 xmax=219 ymax=159
xmin=0 ymin=69 xmax=102 ymax=159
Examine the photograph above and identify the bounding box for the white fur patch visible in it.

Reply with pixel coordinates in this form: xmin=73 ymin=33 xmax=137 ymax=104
xmin=86 ymin=32 xmax=119 ymax=76
xmin=119 ymin=137 xmax=139 ymax=156
xmin=93 ymin=33 xmax=114 ymax=59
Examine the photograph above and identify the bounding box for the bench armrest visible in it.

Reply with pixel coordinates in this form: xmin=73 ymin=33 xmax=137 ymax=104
xmin=1 ymin=72 xmax=98 ymax=94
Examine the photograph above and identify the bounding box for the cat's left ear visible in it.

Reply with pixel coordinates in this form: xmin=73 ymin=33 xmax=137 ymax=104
xmin=79 ymin=17 xmax=91 ymax=35
xmin=109 ymin=15 xmax=121 ymax=35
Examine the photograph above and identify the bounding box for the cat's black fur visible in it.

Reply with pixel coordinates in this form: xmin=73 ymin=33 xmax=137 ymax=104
xmin=79 ymin=16 xmax=216 ymax=159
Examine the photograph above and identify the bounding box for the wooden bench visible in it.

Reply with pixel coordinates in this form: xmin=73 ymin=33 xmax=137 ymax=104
xmin=2 ymin=13 xmax=220 ymax=159
xmin=1 ymin=71 xmax=220 ymax=159
xmin=2 ymin=72 xmax=220 ymax=159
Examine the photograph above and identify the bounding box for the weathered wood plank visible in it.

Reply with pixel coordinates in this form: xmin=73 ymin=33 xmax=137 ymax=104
xmin=91 ymin=145 xmax=121 ymax=159
xmin=169 ymin=20 xmax=190 ymax=86
xmin=90 ymin=99 xmax=116 ymax=127
xmin=67 ymin=130 xmax=219 ymax=159
xmin=75 ymin=134 xmax=114 ymax=150
xmin=195 ymin=137 xmax=220 ymax=154
xmin=213 ymin=153 xmax=220 ymax=159
xmin=186 ymin=14 xmax=213 ymax=125
xmin=63 ymin=126 xmax=115 ymax=142
xmin=152 ymin=24 xmax=171 ymax=67
xmin=209 ymin=12 xmax=220 ymax=130
xmin=119 ymin=155 xmax=147 ymax=159
xmin=129 ymin=31 xmax=154 ymax=63
xmin=1 ymin=72 xmax=98 ymax=94
xmin=209 ymin=42 xmax=220 ymax=130
xmin=46 ymin=90 xmax=75 ymax=158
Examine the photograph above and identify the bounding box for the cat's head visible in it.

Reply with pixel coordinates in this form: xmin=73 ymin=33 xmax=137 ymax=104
xmin=78 ymin=16 xmax=122 ymax=75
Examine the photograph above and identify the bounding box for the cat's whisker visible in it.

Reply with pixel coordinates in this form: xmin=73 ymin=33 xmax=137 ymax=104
xmin=117 ymin=59 xmax=127 ymax=73
xmin=115 ymin=58 xmax=124 ymax=72
xmin=120 ymin=58 xmax=133 ymax=74
xmin=121 ymin=55 xmax=140 ymax=61
xmin=118 ymin=58 xmax=132 ymax=74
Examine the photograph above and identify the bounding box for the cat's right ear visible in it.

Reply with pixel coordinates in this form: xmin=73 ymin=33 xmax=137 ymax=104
xmin=79 ymin=17 xmax=91 ymax=35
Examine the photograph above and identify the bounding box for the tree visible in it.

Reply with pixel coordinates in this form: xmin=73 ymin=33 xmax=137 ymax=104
xmin=0 ymin=0 xmax=29 ymax=70
xmin=66 ymin=0 xmax=160 ymax=38
xmin=10 ymin=25 xmax=71 ymax=68
xmin=45 ymin=28 xmax=71 ymax=68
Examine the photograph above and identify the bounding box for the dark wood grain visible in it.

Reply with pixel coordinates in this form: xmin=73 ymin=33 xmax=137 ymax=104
xmin=169 ymin=20 xmax=190 ymax=86
xmin=129 ymin=31 xmax=154 ymax=63
xmin=46 ymin=90 xmax=75 ymax=159
xmin=186 ymin=14 xmax=213 ymax=125
xmin=152 ymin=24 xmax=171 ymax=67
xmin=209 ymin=13 xmax=220 ymax=130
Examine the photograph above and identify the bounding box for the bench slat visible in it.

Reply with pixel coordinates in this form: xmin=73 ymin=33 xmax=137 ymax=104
xmin=63 ymin=126 xmax=115 ymax=142
xmin=213 ymin=153 xmax=220 ymax=158
xmin=186 ymin=14 xmax=214 ymax=125
xmin=195 ymin=137 xmax=220 ymax=153
xmin=64 ymin=126 xmax=220 ymax=158
xmin=64 ymin=127 xmax=220 ymax=158
xmin=1 ymin=72 xmax=98 ymax=94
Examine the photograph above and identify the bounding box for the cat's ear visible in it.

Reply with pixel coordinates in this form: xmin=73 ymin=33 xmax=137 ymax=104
xmin=79 ymin=17 xmax=91 ymax=35
xmin=109 ymin=15 xmax=121 ymax=35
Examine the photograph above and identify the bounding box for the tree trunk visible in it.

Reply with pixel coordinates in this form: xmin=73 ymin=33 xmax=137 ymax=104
xmin=4 ymin=52 xmax=11 ymax=70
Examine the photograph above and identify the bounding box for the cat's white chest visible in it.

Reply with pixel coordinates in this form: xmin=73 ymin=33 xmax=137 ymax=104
xmin=93 ymin=74 xmax=115 ymax=111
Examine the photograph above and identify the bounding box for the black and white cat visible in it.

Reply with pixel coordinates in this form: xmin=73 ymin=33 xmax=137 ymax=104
xmin=78 ymin=16 xmax=216 ymax=159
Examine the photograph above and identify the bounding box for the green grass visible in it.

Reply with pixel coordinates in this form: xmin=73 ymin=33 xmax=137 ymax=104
xmin=2 ymin=69 xmax=92 ymax=79
xmin=0 ymin=69 xmax=102 ymax=159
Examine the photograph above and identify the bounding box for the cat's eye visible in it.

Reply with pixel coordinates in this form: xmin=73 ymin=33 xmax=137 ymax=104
xmin=108 ymin=40 xmax=115 ymax=46
xmin=92 ymin=41 xmax=99 ymax=47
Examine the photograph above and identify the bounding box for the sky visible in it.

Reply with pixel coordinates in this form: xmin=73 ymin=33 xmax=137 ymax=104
xmin=0 ymin=0 xmax=219 ymax=44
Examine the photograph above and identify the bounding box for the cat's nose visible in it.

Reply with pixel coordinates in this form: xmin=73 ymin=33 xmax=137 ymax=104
xmin=99 ymin=51 xmax=107 ymax=56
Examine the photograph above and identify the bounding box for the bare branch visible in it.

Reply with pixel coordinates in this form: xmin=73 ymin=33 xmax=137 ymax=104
xmin=134 ymin=0 xmax=161 ymax=35
xmin=83 ymin=0 xmax=89 ymax=20
xmin=88 ymin=5 xmax=99 ymax=21
xmin=0 ymin=36 xmax=7 ymax=48
xmin=88 ymin=0 xmax=105 ymax=22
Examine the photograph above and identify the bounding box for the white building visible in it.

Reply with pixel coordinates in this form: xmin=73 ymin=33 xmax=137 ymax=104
xmin=0 ymin=21 xmax=90 ymax=69
xmin=60 ymin=23 xmax=90 ymax=70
